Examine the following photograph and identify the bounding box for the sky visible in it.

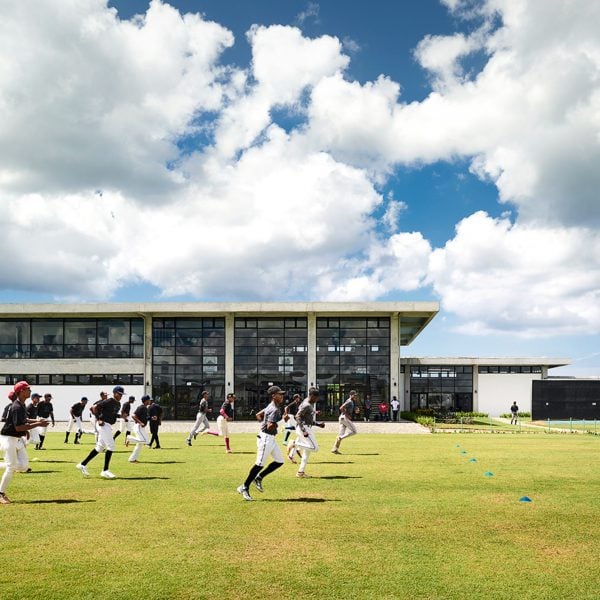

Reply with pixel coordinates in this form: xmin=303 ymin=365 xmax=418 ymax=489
xmin=0 ymin=0 xmax=599 ymax=376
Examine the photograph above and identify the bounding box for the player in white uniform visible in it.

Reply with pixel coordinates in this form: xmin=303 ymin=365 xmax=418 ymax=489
xmin=76 ymin=386 xmax=123 ymax=479
xmin=217 ymin=393 xmax=235 ymax=453
xmin=237 ymin=386 xmax=286 ymax=501
xmin=127 ymin=395 xmax=152 ymax=463
xmin=186 ymin=391 xmax=218 ymax=445
xmin=293 ymin=388 xmax=325 ymax=478
xmin=331 ymin=390 xmax=358 ymax=454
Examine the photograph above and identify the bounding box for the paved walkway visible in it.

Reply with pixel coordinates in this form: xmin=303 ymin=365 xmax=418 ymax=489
xmin=51 ymin=420 xmax=430 ymax=434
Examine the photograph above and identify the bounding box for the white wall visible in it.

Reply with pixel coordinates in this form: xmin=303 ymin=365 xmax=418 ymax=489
xmin=1 ymin=385 xmax=145 ymax=421
xmin=476 ymin=374 xmax=541 ymax=416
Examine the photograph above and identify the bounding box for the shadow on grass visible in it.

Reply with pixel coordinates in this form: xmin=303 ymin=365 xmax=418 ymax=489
xmin=315 ymin=475 xmax=362 ymax=480
xmin=346 ymin=453 xmax=380 ymax=456
xmin=144 ymin=461 xmax=185 ymax=464
xmin=34 ymin=459 xmax=72 ymax=464
xmin=120 ymin=476 xmax=170 ymax=481
xmin=312 ymin=461 xmax=354 ymax=465
xmin=22 ymin=499 xmax=96 ymax=504
xmin=26 ymin=470 xmax=60 ymax=474
xmin=263 ymin=497 xmax=341 ymax=503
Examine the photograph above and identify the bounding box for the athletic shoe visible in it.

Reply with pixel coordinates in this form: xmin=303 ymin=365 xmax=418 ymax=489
xmin=128 ymin=459 xmax=140 ymax=463
xmin=0 ymin=493 xmax=11 ymax=505
xmin=193 ymin=432 xmax=198 ymax=439
xmin=76 ymin=463 xmax=89 ymax=477
xmin=26 ymin=468 xmax=32 ymax=473
xmin=331 ymin=448 xmax=341 ymax=454
xmin=254 ymin=477 xmax=264 ymax=492
xmin=226 ymin=449 xmax=232 ymax=454
xmin=287 ymin=454 xmax=297 ymax=464
xmin=296 ymin=472 xmax=312 ymax=478
xmin=124 ymin=439 xmax=129 ymax=448
xmin=100 ymin=470 xmax=116 ymax=479
xmin=186 ymin=438 xmax=192 ymax=446
xmin=237 ymin=485 xmax=253 ymax=501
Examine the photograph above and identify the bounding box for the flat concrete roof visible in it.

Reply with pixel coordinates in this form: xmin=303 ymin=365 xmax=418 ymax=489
xmin=0 ymin=301 xmax=439 ymax=346
xmin=402 ymin=356 xmax=571 ymax=368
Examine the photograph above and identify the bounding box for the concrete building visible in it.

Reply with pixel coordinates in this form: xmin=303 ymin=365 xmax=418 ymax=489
xmin=0 ymin=302 xmax=569 ymax=420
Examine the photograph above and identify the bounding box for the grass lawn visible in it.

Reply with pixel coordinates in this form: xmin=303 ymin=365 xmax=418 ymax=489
xmin=1 ymin=432 xmax=599 ymax=599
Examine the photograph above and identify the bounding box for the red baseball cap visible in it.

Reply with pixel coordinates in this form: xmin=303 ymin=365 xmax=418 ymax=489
xmin=13 ymin=380 xmax=31 ymax=394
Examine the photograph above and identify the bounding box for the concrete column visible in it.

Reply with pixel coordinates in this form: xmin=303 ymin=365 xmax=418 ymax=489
xmin=144 ymin=315 xmax=153 ymax=395
xmin=307 ymin=312 xmax=317 ymax=388
xmin=390 ymin=312 xmax=400 ymax=407
xmin=225 ymin=313 xmax=235 ymax=394
xmin=472 ymin=364 xmax=479 ymax=412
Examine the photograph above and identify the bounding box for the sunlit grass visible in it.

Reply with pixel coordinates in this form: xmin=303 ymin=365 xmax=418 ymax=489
xmin=1 ymin=432 xmax=599 ymax=599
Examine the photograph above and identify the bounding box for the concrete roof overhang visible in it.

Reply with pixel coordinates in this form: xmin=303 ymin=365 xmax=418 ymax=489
xmin=0 ymin=301 xmax=439 ymax=347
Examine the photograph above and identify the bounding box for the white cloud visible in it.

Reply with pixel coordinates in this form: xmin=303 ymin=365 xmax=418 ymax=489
xmin=428 ymin=212 xmax=600 ymax=336
xmin=0 ymin=0 xmax=599 ymax=347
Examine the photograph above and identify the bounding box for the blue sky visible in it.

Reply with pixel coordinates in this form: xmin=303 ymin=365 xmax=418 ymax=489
xmin=1 ymin=0 xmax=599 ymax=376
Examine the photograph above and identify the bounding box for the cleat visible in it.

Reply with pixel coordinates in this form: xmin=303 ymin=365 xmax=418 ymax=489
xmin=128 ymin=459 xmax=140 ymax=463
xmin=237 ymin=485 xmax=253 ymax=501
xmin=100 ymin=470 xmax=116 ymax=479
xmin=331 ymin=449 xmax=341 ymax=454
xmin=186 ymin=438 xmax=192 ymax=446
xmin=254 ymin=477 xmax=264 ymax=493
xmin=287 ymin=454 xmax=297 ymax=464
xmin=0 ymin=493 xmax=11 ymax=505
xmin=76 ymin=464 xmax=89 ymax=477
xmin=124 ymin=439 xmax=129 ymax=448
xmin=226 ymin=449 xmax=232 ymax=454
xmin=296 ymin=472 xmax=312 ymax=478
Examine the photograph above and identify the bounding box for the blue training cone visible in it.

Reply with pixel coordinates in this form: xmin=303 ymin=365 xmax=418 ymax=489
xmin=455 ymin=444 xmax=460 ymax=448
xmin=460 ymin=450 xmax=467 ymax=454
xmin=519 ymin=496 xmax=533 ymax=503
xmin=469 ymin=458 xmax=477 ymax=462
xmin=484 ymin=471 xmax=494 ymax=477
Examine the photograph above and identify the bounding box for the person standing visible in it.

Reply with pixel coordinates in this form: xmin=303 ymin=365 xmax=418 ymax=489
xmin=127 ymin=395 xmax=152 ymax=463
xmin=363 ymin=395 xmax=372 ymax=422
xmin=186 ymin=391 xmax=218 ymax=445
xmin=217 ymin=393 xmax=235 ymax=454
xmin=75 ymin=385 xmax=123 ymax=479
xmin=332 ymin=390 xmax=358 ymax=454
xmin=148 ymin=398 xmax=163 ymax=449
xmin=510 ymin=401 xmax=519 ymax=425
xmin=391 ymin=396 xmax=400 ymax=422
xmin=237 ymin=386 xmax=286 ymax=501
xmin=378 ymin=399 xmax=389 ymax=422
xmin=293 ymin=388 xmax=325 ymax=478
xmin=65 ymin=397 xmax=88 ymax=444
xmin=35 ymin=393 xmax=55 ymax=449
xmin=0 ymin=381 xmax=49 ymax=504
xmin=114 ymin=395 xmax=135 ymax=442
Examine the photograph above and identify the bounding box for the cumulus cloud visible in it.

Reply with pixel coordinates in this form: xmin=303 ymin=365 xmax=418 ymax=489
xmin=0 ymin=0 xmax=599 ymax=344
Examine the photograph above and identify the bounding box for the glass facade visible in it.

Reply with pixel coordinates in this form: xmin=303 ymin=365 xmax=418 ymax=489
xmin=0 ymin=318 xmax=144 ymax=359
xmin=409 ymin=366 xmax=473 ymax=412
xmin=316 ymin=317 xmax=390 ymax=419
xmin=0 ymin=374 xmax=144 ymax=386
xmin=234 ymin=318 xmax=308 ymax=417
xmin=152 ymin=318 xmax=225 ymax=419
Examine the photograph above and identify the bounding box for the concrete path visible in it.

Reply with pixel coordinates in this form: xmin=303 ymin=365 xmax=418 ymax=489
xmin=52 ymin=420 xmax=430 ymax=435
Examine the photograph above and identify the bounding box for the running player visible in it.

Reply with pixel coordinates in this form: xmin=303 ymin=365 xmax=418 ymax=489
xmin=65 ymin=397 xmax=87 ymax=444
xmin=186 ymin=391 xmax=217 ymax=445
xmin=331 ymin=390 xmax=358 ymax=454
xmin=217 ymin=393 xmax=235 ymax=453
xmin=114 ymin=395 xmax=135 ymax=442
xmin=293 ymin=388 xmax=325 ymax=478
xmin=237 ymin=386 xmax=286 ymax=501
xmin=127 ymin=395 xmax=152 ymax=463
xmin=35 ymin=393 xmax=55 ymax=449
xmin=75 ymin=385 xmax=123 ymax=479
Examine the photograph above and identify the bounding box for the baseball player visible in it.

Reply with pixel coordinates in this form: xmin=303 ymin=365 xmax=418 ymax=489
xmin=65 ymin=397 xmax=88 ymax=444
xmin=114 ymin=395 xmax=135 ymax=442
xmin=26 ymin=392 xmax=42 ymax=448
xmin=148 ymin=398 xmax=163 ymax=449
xmin=0 ymin=381 xmax=49 ymax=504
xmin=126 ymin=395 xmax=152 ymax=463
xmin=293 ymin=388 xmax=325 ymax=478
xmin=282 ymin=394 xmax=301 ymax=445
xmin=237 ymin=385 xmax=286 ymax=501
xmin=75 ymin=385 xmax=123 ymax=479
xmin=186 ymin=391 xmax=218 ymax=445
xmin=35 ymin=393 xmax=55 ymax=449
xmin=331 ymin=390 xmax=358 ymax=454
xmin=217 ymin=393 xmax=235 ymax=453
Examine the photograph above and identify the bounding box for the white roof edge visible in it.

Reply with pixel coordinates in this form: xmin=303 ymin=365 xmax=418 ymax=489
xmin=402 ymin=356 xmax=571 ymax=367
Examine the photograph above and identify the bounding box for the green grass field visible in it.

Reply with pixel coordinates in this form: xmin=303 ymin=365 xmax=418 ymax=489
xmin=2 ymin=432 xmax=600 ymax=599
